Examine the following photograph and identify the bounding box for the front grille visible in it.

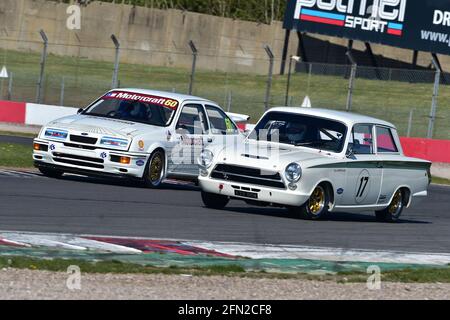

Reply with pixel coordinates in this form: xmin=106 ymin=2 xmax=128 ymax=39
xmin=70 ymin=135 xmax=98 ymax=144
xmin=53 ymin=152 xmax=104 ymax=164
xmin=53 ymin=152 xmax=104 ymax=169
xmin=211 ymin=164 xmax=285 ymax=189
xmin=64 ymin=142 xmax=97 ymax=150
xmin=53 ymin=158 xmax=104 ymax=169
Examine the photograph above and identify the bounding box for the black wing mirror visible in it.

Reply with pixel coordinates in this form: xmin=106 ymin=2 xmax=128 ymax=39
xmin=77 ymin=108 xmax=84 ymax=114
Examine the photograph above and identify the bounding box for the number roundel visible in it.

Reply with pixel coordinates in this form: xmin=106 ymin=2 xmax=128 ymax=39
xmin=355 ymin=169 xmax=371 ymax=204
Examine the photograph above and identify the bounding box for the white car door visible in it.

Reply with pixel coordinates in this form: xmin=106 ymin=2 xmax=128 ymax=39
xmin=342 ymin=124 xmax=383 ymax=206
xmin=375 ymin=125 xmax=402 ymax=205
xmin=169 ymin=103 xmax=209 ymax=176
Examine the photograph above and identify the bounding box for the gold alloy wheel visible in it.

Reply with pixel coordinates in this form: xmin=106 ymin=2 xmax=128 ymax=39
xmin=308 ymin=186 xmax=325 ymax=215
xmin=388 ymin=190 xmax=402 ymax=215
xmin=149 ymin=153 xmax=163 ymax=183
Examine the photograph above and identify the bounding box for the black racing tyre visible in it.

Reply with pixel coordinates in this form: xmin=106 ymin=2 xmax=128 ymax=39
xmin=38 ymin=167 xmax=63 ymax=179
xmin=375 ymin=189 xmax=405 ymax=222
xmin=201 ymin=191 xmax=229 ymax=209
xmin=288 ymin=184 xmax=330 ymax=220
xmin=143 ymin=150 xmax=165 ymax=188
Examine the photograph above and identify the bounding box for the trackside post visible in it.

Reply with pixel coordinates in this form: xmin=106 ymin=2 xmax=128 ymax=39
xmin=36 ymin=29 xmax=48 ymax=104
xmin=264 ymin=45 xmax=274 ymax=111
xmin=345 ymin=51 xmax=357 ymax=112
xmin=427 ymin=56 xmax=441 ymax=139
xmin=111 ymin=34 xmax=120 ymax=89
xmin=188 ymin=40 xmax=198 ymax=95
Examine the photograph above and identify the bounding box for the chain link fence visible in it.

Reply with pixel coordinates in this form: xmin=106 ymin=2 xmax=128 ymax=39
xmin=282 ymin=61 xmax=450 ymax=140
xmin=0 ymin=36 xmax=449 ymax=140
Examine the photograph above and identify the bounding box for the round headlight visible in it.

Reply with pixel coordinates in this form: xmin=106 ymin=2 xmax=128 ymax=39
xmin=285 ymin=163 xmax=302 ymax=183
xmin=198 ymin=150 xmax=214 ymax=168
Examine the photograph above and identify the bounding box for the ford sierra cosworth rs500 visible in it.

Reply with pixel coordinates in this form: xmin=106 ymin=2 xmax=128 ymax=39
xmin=33 ymin=89 xmax=245 ymax=187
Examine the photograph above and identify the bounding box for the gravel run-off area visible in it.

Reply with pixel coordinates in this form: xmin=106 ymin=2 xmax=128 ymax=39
xmin=0 ymin=269 xmax=449 ymax=300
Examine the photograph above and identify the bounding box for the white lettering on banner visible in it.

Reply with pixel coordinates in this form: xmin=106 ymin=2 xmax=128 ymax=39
xmin=433 ymin=10 xmax=450 ymax=27
xmin=294 ymin=0 xmax=315 ymax=18
xmin=317 ymin=0 xmax=336 ymax=11
xmin=295 ymin=0 xmax=407 ymax=22
xmin=379 ymin=0 xmax=398 ymax=21
xmin=345 ymin=16 xmax=388 ymax=32
xmin=336 ymin=0 xmax=355 ymax=14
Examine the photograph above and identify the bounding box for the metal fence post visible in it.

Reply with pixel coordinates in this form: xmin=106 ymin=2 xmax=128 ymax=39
xmin=226 ymin=90 xmax=232 ymax=112
xmin=285 ymin=55 xmax=301 ymax=106
xmin=36 ymin=29 xmax=48 ymax=103
xmin=427 ymin=57 xmax=441 ymax=139
xmin=111 ymin=34 xmax=120 ymax=89
xmin=7 ymin=72 xmax=12 ymax=100
xmin=188 ymin=40 xmax=198 ymax=95
xmin=306 ymin=63 xmax=312 ymax=95
xmin=407 ymin=109 xmax=414 ymax=137
xmin=60 ymin=77 xmax=65 ymax=106
xmin=264 ymin=45 xmax=274 ymax=111
xmin=345 ymin=51 xmax=357 ymax=112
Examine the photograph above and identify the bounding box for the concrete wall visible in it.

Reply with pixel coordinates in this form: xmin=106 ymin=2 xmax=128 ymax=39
xmin=0 ymin=0 xmax=448 ymax=74
xmin=0 ymin=0 xmax=300 ymax=74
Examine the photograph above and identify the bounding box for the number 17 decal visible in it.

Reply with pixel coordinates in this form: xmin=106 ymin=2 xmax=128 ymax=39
xmin=356 ymin=176 xmax=370 ymax=198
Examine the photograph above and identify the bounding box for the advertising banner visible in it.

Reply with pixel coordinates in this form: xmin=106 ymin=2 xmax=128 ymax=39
xmin=284 ymin=0 xmax=450 ymax=55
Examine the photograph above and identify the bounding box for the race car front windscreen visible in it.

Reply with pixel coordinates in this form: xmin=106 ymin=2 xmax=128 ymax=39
xmin=283 ymin=0 xmax=450 ymax=56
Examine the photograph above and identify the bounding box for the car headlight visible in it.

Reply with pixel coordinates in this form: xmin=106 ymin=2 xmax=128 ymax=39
xmin=285 ymin=163 xmax=302 ymax=183
xmin=44 ymin=128 xmax=68 ymax=139
xmin=198 ymin=150 xmax=214 ymax=168
xmin=100 ymin=136 xmax=129 ymax=148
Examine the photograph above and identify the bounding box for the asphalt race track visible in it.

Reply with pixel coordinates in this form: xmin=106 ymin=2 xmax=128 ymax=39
xmin=0 ymin=171 xmax=449 ymax=254
xmin=0 ymin=135 xmax=34 ymax=146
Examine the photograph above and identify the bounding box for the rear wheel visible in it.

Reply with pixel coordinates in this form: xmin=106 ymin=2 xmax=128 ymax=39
xmin=375 ymin=189 xmax=405 ymax=222
xmin=289 ymin=185 xmax=330 ymax=220
xmin=201 ymin=191 xmax=229 ymax=209
xmin=38 ymin=168 xmax=63 ymax=179
xmin=143 ymin=150 xmax=165 ymax=188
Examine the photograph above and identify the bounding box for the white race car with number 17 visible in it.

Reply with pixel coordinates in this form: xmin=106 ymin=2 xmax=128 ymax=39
xmin=33 ymin=89 xmax=246 ymax=187
xmin=198 ymin=107 xmax=431 ymax=222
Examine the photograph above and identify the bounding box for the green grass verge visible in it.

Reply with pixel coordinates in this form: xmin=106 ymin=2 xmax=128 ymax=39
xmin=337 ymin=267 xmax=450 ymax=283
xmin=0 ymin=143 xmax=34 ymax=168
xmin=0 ymin=256 xmax=249 ymax=277
xmin=3 ymin=49 xmax=450 ymax=139
xmin=432 ymin=176 xmax=450 ymax=185
xmin=1 ymin=256 xmax=449 ymax=283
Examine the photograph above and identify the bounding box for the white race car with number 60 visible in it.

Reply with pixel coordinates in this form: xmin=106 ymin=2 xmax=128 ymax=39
xmin=198 ymin=107 xmax=431 ymax=222
xmin=33 ymin=89 xmax=245 ymax=187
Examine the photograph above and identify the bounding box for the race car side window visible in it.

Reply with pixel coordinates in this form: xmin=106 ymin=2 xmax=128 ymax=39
xmin=349 ymin=124 xmax=374 ymax=155
xmin=205 ymin=105 xmax=239 ymax=135
xmin=376 ymin=126 xmax=399 ymax=153
xmin=176 ymin=104 xmax=208 ymax=135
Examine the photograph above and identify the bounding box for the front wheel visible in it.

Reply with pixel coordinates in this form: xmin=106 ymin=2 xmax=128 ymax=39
xmin=38 ymin=167 xmax=63 ymax=179
xmin=375 ymin=189 xmax=405 ymax=222
xmin=143 ymin=150 xmax=165 ymax=188
xmin=288 ymin=185 xmax=330 ymax=220
xmin=201 ymin=191 xmax=229 ymax=209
